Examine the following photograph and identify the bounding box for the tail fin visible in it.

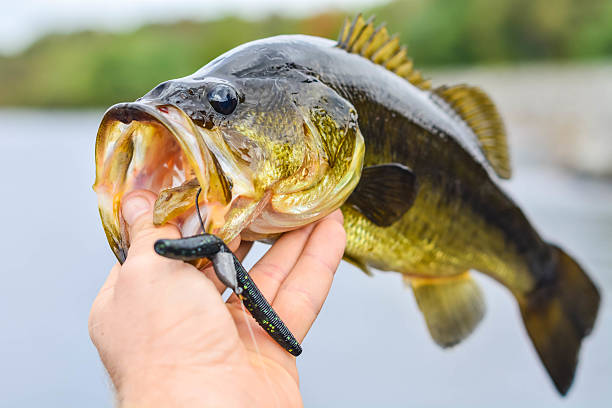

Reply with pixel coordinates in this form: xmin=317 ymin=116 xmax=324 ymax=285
xmin=520 ymin=245 xmax=600 ymax=395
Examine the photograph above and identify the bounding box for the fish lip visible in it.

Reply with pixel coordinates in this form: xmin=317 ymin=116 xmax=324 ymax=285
xmin=104 ymin=101 xmax=166 ymax=125
xmin=94 ymin=101 xmax=229 ymax=264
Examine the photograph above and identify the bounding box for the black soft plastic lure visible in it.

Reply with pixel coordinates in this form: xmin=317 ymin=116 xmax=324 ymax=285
xmin=154 ymin=189 xmax=302 ymax=356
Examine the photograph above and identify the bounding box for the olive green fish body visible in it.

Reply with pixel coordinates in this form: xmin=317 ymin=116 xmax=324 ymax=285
xmin=241 ymin=36 xmax=545 ymax=295
xmin=340 ymin=98 xmax=544 ymax=295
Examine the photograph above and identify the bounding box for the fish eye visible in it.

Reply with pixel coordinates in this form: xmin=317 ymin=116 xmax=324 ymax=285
xmin=207 ymin=85 xmax=238 ymax=115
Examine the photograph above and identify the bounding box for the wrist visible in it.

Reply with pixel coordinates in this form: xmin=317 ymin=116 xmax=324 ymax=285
xmin=117 ymin=366 xmax=252 ymax=408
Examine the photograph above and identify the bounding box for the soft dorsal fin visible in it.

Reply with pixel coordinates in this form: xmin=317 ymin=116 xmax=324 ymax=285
xmin=336 ymin=14 xmax=431 ymax=91
xmin=433 ymin=84 xmax=512 ymax=179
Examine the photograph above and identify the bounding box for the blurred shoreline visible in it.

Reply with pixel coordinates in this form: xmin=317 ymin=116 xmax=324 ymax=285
xmin=3 ymin=0 xmax=612 ymax=107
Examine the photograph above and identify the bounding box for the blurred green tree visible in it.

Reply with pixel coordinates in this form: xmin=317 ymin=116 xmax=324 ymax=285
xmin=1 ymin=0 xmax=610 ymax=107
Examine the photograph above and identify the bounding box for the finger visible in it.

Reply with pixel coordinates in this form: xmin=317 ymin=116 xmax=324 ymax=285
xmin=122 ymin=190 xmax=181 ymax=263
xmin=272 ymin=210 xmax=346 ymax=342
xmin=88 ymin=262 xmax=121 ymax=339
xmin=91 ymin=262 xmax=121 ymax=314
xmin=321 ymin=208 xmax=344 ymax=225
xmin=235 ymin=240 xmax=253 ymax=262
xmin=200 ymin=266 xmax=228 ymax=294
xmin=99 ymin=262 xmax=121 ymax=295
xmin=238 ymin=223 xmax=316 ymax=303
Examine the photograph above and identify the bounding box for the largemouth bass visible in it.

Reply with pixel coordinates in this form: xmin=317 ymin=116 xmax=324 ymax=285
xmin=94 ymin=15 xmax=600 ymax=395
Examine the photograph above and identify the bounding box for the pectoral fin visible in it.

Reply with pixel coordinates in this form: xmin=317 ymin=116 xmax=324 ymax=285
xmin=346 ymin=163 xmax=417 ymax=227
xmin=406 ymin=272 xmax=486 ymax=347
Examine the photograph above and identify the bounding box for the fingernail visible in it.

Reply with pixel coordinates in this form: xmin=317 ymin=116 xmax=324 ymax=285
xmin=122 ymin=194 xmax=150 ymax=225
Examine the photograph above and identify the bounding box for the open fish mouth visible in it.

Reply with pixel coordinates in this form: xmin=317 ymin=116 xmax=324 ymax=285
xmin=93 ymin=102 xmax=236 ymax=263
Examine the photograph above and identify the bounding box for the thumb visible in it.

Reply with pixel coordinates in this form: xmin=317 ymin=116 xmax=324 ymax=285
xmin=122 ymin=190 xmax=181 ymax=261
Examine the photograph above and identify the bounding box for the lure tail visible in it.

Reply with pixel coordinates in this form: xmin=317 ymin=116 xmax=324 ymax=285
xmin=520 ymin=245 xmax=600 ymax=395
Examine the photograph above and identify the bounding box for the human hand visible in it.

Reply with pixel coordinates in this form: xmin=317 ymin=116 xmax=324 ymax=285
xmin=88 ymin=190 xmax=346 ymax=407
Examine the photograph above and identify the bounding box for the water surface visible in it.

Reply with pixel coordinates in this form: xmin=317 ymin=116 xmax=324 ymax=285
xmin=0 ymin=108 xmax=609 ymax=407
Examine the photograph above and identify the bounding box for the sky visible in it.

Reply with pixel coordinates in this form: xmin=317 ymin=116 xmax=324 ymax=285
xmin=0 ymin=0 xmax=388 ymax=55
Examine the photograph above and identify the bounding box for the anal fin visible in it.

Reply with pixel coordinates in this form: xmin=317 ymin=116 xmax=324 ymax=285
xmin=406 ymin=272 xmax=486 ymax=347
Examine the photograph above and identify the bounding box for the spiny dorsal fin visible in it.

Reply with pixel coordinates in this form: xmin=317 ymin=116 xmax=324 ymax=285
xmin=336 ymin=14 xmax=431 ymax=91
xmin=433 ymin=85 xmax=511 ymax=178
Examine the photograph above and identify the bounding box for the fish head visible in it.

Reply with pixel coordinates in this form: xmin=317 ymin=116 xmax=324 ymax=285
xmin=94 ymin=46 xmax=364 ymax=264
